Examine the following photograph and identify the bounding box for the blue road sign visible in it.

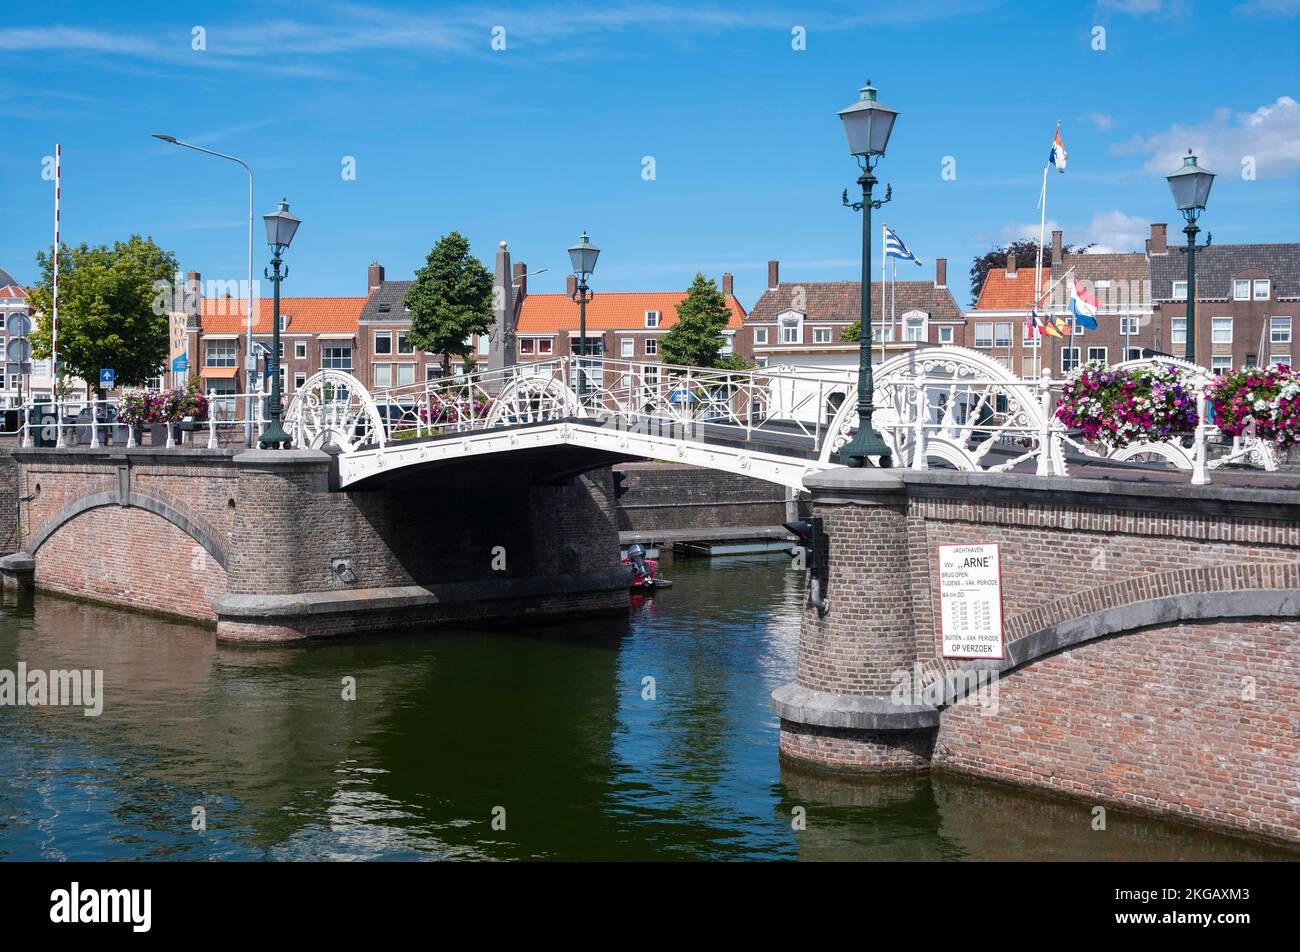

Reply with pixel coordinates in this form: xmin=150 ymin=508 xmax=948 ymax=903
xmin=669 ymin=389 xmax=695 ymax=404
xmin=100 ymin=368 xmax=115 ymax=389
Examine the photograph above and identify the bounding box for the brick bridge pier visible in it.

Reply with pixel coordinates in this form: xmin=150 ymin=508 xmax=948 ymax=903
xmin=774 ymin=469 xmax=1300 ymax=847
xmin=0 ymin=446 xmax=629 ymax=642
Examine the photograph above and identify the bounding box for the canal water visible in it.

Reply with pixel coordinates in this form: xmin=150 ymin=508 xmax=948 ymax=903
xmin=0 ymin=555 xmax=1292 ymax=861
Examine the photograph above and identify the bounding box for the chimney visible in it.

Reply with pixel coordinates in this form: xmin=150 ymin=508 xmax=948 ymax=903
xmin=513 ymin=261 xmax=527 ymax=299
xmin=488 ymin=241 xmax=515 ymax=375
xmin=368 ymin=261 xmax=385 ymax=294
xmin=1051 ymin=229 xmax=1063 ymax=264
xmin=722 ymin=272 xmax=734 ymax=296
xmin=934 ymin=258 xmax=947 ymax=288
xmin=184 ymin=272 xmax=202 ymax=329
xmin=566 ymin=274 xmax=578 ymax=297
xmin=767 ymin=260 xmax=780 ymax=289
xmin=1149 ymin=222 xmax=1168 ymax=255
xmin=1006 ymin=251 xmax=1017 ymax=277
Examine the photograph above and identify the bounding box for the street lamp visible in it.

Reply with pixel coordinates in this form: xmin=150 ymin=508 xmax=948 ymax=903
xmin=567 ymin=232 xmax=600 ymax=402
xmin=152 ymin=133 xmax=256 ymax=446
xmin=258 ymin=198 xmax=300 ymax=449
xmin=836 ymin=80 xmax=897 ymax=467
xmin=1166 ymin=149 xmax=1215 ymax=363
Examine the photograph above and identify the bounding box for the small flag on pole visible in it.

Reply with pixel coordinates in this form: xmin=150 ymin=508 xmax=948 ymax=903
xmin=1049 ymin=124 xmax=1067 ymax=173
xmin=1069 ymin=279 xmax=1099 ymax=329
xmin=884 ymin=227 xmax=923 ymax=266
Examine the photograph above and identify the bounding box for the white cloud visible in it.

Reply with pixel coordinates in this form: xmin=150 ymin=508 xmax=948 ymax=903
xmin=1235 ymin=0 xmax=1300 ymax=15
xmin=1080 ymin=111 xmax=1116 ymax=131
xmin=1001 ymin=220 xmax=1061 ymax=243
xmin=1079 ymin=210 xmax=1149 ymax=254
xmin=1117 ymin=96 xmax=1300 ymax=178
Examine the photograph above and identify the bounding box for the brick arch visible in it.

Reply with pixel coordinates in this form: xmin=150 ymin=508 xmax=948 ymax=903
xmin=28 ymin=491 xmax=229 ymax=571
xmin=929 ymin=560 xmax=1300 ymax=707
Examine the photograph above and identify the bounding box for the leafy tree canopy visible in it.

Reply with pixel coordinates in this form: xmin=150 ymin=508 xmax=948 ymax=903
xmin=404 ymin=232 xmax=494 ymax=375
xmin=969 ymin=238 xmax=1093 ymax=302
xmin=660 ymin=273 xmax=741 ymax=370
xmin=28 ymin=235 xmax=178 ymax=391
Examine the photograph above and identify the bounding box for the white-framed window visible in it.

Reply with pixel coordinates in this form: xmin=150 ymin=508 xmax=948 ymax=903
xmin=537 ymin=338 xmax=553 ymax=355
xmin=396 ymin=363 xmax=415 ymax=386
xmin=1022 ymin=320 xmax=1036 ymax=344
xmin=1211 ymin=356 xmax=1232 ymax=374
xmin=1061 ymin=347 xmax=1081 ymax=373
xmin=1234 ymin=279 xmax=1251 ymax=301
xmin=1120 ymin=317 xmax=1141 ymax=336
xmin=374 ymin=364 xmax=392 ymax=389
xmin=322 ymin=342 xmax=352 ymax=370
xmin=754 ymin=327 xmax=768 ymax=345
xmin=1171 ymin=280 xmax=1187 ymax=300
xmin=644 ymin=310 xmax=660 ymax=328
xmin=1270 ymin=354 xmax=1291 ymax=369
xmin=1068 ymin=320 xmax=1086 ymax=337
xmin=570 ymin=335 xmax=603 ymax=356
xmin=1212 ymin=317 xmax=1233 ymax=343
xmin=974 ymin=323 xmax=993 ymax=348
xmin=1271 ymin=316 xmax=1292 ymax=343
xmin=903 ymin=316 xmax=926 ymax=342
xmin=280 ymin=314 xmax=290 ymax=332
xmin=1254 ymin=279 xmax=1270 ymax=300
xmin=205 ymin=339 xmax=237 ymax=367
xmin=620 ymin=338 xmax=634 ymax=358
xmin=994 ymin=322 xmax=1012 ymax=347
xmin=938 ymin=326 xmax=953 ymax=343
xmin=1171 ymin=318 xmax=1187 ymax=346
xmin=644 ymin=338 xmax=658 ymax=356
xmin=8 ymin=374 xmax=19 ymax=391
xmin=780 ymin=319 xmax=799 ymax=344
xmin=475 ymin=334 xmax=490 ymax=356
xmin=813 ymin=327 xmax=832 ymax=344
xmin=1126 ymin=347 xmax=1143 ymax=361
xmin=294 ymin=372 xmax=306 ymax=389
xmin=519 ymin=337 xmax=536 ymax=355
xmin=1087 ymin=346 xmax=1108 ymax=364
xmin=425 ymin=363 xmax=441 ymax=380
xmin=374 ymin=331 xmax=392 ymax=355
xmin=294 ymin=340 xmax=307 ymax=360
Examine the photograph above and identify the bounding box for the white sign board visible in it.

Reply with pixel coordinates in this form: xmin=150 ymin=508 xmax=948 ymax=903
xmin=938 ymin=543 xmax=1004 ymax=659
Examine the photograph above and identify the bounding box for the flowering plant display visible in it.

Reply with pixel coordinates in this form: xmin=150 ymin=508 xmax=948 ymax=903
xmin=1207 ymin=365 xmax=1300 ymax=444
xmin=1055 ymin=360 xmax=1199 ymax=448
xmin=115 ymin=379 xmax=209 ymax=426
xmin=419 ymin=396 xmax=492 ymax=426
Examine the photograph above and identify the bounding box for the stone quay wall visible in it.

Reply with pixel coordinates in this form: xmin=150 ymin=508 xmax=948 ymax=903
xmin=774 ymin=469 xmax=1300 ymax=846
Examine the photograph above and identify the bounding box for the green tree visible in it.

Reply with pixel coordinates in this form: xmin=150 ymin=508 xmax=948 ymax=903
xmin=28 ymin=235 xmax=178 ymax=393
xmin=841 ymin=321 xmax=861 ymax=343
xmin=660 ymin=273 xmax=736 ymax=369
xmin=403 ymin=232 xmax=494 ymax=376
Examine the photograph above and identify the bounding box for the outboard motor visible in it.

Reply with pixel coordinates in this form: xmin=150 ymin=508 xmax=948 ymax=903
xmin=626 ymin=543 xmax=648 ymax=581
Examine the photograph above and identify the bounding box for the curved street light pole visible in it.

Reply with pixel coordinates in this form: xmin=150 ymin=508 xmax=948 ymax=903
xmin=152 ymin=134 xmax=255 ymax=446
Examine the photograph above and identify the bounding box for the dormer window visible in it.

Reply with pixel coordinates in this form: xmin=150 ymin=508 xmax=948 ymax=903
xmin=280 ymin=314 xmax=290 ymax=332
xmin=645 ymin=310 xmax=660 ymax=328
xmin=1254 ymin=279 xmax=1270 ymax=300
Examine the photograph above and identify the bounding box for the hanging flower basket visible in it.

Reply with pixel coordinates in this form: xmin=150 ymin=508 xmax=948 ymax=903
xmin=1207 ymin=365 xmax=1300 ymax=445
xmin=1055 ymin=360 xmax=1200 ymax=448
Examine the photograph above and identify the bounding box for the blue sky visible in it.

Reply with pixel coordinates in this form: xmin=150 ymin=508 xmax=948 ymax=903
xmin=1 ymin=0 xmax=1297 ymax=308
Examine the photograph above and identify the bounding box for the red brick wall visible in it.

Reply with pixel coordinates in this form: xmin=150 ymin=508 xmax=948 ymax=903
xmin=935 ymin=617 xmax=1300 ymax=845
xmin=34 ymin=504 xmax=226 ymax=622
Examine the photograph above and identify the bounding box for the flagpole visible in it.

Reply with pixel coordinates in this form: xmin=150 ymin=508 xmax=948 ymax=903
xmin=880 ymin=222 xmax=887 ymax=365
xmin=891 ymin=256 xmax=897 ymax=347
xmin=1034 ymin=157 xmax=1050 ymax=381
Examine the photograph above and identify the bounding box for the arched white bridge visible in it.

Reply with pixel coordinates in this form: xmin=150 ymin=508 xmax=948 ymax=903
xmin=283 ymin=349 xmax=1266 ymax=490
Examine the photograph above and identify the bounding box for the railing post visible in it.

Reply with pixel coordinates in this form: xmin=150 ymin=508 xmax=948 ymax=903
xmin=21 ymin=404 xmax=31 ymax=448
xmin=208 ymin=390 xmax=219 ymax=449
xmin=165 ymin=414 xmax=176 ymax=448
xmin=1192 ymin=383 xmax=1210 ymax=486
xmin=1036 ymin=368 xmax=1054 ymax=477
xmin=89 ymin=396 xmax=100 ymax=448
xmin=54 ymin=397 xmax=65 ymax=448
xmin=911 ymin=368 xmax=928 ymax=470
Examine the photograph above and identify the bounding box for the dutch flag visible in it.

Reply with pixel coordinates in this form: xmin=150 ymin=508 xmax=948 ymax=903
xmin=884 ymin=227 xmax=923 ymax=266
xmin=1069 ymin=279 xmax=1099 ymax=329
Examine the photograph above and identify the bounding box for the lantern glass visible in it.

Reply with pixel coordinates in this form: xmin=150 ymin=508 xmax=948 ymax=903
xmin=838 ymin=82 xmax=898 ymax=157
xmin=263 ymin=199 xmax=301 ymax=248
xmin=568 ymin=232 xmax=600 ymax=276
xmin=1166 ymin=152 xmax=1215 ymax=212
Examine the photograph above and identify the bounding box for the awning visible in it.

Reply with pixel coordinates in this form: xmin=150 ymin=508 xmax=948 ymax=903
xmin=201 ymin=367 xmax=239 ymax=379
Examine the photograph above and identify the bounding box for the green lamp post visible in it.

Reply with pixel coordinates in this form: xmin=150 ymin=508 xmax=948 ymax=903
xmin=258 ymin=198 xmax=300 ymax=449
xmin=836 ymin=81 xmax=897 ymax=467
xmin=1166 ymin=150 xmax=1215 ymax=363
xmin=567 ymin=232 xmax=600 ymax=403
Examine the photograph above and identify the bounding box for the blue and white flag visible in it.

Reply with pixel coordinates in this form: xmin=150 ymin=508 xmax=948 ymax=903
xmin=884 ymin=227 xmax=923 ymax=266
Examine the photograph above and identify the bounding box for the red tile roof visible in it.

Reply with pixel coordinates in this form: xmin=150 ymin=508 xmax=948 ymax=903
xmin=0 ymin=285 xmax=29 ymax=299
xmin=973 ymin=268 xmax=1052 ymax=311
xmin=516 ymin=292 xmax=746 ymax=334
xmin=197 ymin=296 xmax=365 ymax=334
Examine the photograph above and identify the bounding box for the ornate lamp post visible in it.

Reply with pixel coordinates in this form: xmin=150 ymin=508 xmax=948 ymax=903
xmin=836 ymin=81 xmax=897 ymax=467
xmin=567 ymin=232 xmax=600 ymax=402
xmin=258 ymin=199 xmax=300 ymax=449
xmin=1166 ymin=150 xmax=1215 ymax=363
